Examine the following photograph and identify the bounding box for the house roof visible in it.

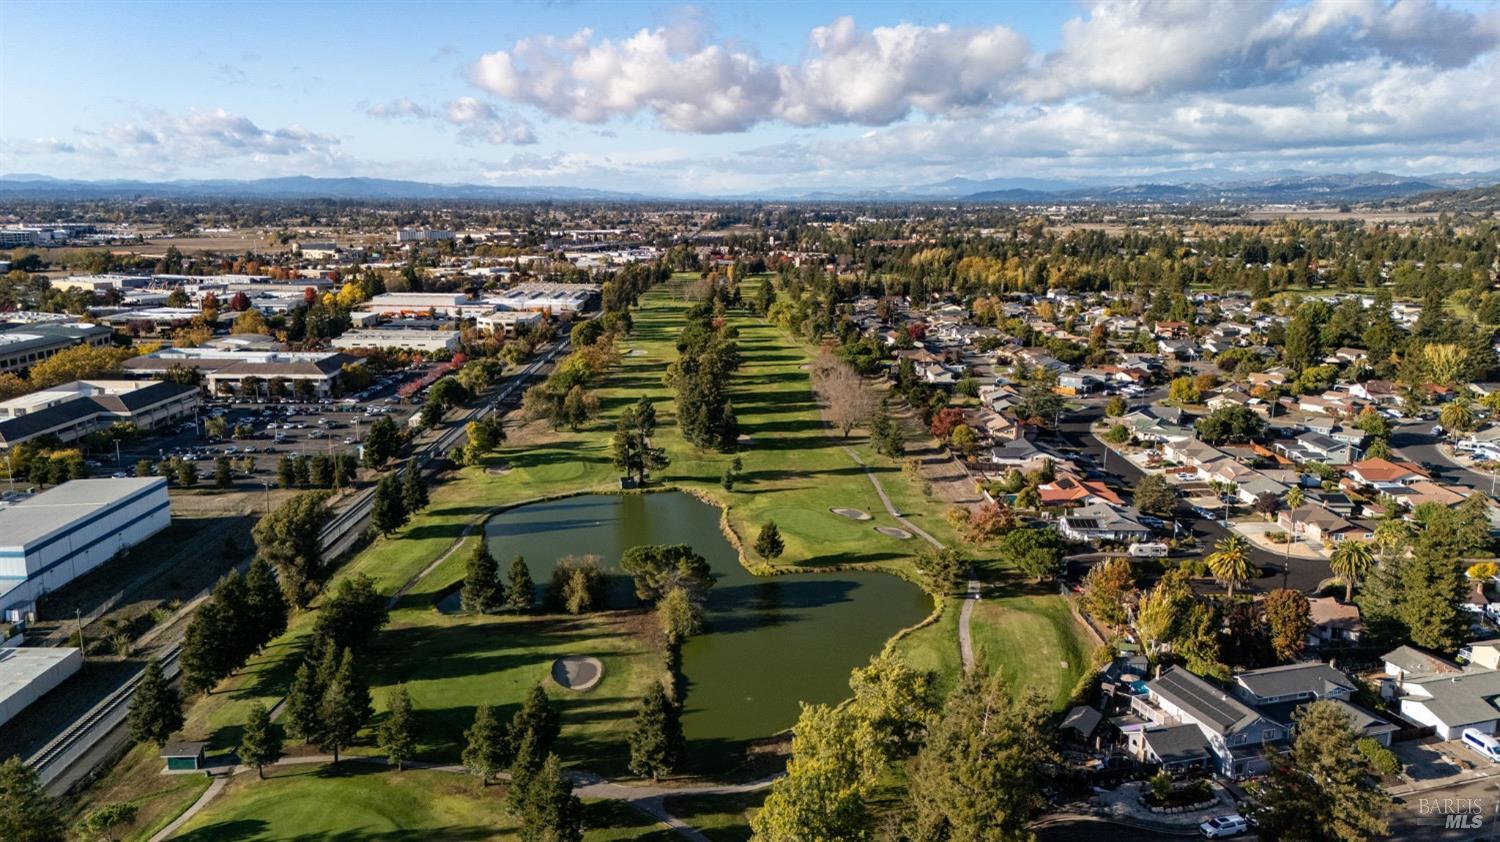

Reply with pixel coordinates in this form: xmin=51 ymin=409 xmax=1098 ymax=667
xmin=1383 ymin=645 xmax=1460 ymax=676
xmin=1406 ymin=670 xmax=1500 ymax=728
xmin=1148 ymin=666 xmax=1261 ymax=734
xmin=1348 ymin=458 xmax=1428 ymax=483
xmin=1142 ymin=723 xmax=1214 ymax=764
xmin=1234 ymin=662 xmax=1357 ymax=701
xmin=1308 ymin=597 xmax=1361 ymax=631
xmin=1061 ymin=705 xmax=1104 ymax=736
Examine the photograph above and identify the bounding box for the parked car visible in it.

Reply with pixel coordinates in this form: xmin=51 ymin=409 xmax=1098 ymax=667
xmin=1461 ymin=728 xmax=1500 ymax=762
xmin=1199 ymin=815 xmax=1248 ymax=838
xmin=1128 ymin=542 xmax=1170 ymax=558
xmin=1174 ymin=471 xmax=1197 ymax=481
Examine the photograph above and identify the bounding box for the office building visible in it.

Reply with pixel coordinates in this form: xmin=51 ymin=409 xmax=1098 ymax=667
xmin=0 ymin=380 xmax=199 ymax=450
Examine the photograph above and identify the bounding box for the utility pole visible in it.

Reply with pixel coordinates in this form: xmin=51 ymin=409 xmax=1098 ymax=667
xmin=74 ymin=608 xmax=86 ymax=659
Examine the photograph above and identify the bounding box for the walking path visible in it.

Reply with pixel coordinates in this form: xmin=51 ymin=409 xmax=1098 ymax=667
xmin=839 ymin=446 xmax=980 ymax=672
xmin=149 ymin=752 xmax=780 ymax=842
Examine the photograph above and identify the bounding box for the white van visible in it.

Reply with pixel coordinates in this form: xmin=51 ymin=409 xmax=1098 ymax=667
xmin=1129 ymin=542 xmax=1170 ymax=558
xmin=1461 ymin=728 xmax=1500 ymax=762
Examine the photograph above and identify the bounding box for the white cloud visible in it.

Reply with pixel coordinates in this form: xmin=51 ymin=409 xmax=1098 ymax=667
xmin=365 ymin=96 xmax=535 ymax=145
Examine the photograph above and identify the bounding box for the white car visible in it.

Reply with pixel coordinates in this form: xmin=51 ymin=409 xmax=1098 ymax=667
xmin=1200 ymin=814 xmax=1248 ymax=838
xmin=1174 ymin=471 xmax=1198 ymax=482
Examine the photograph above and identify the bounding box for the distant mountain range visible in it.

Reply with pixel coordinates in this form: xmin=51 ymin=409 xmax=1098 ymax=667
xmin=2 ymin=169 xmax=1498 ymax=204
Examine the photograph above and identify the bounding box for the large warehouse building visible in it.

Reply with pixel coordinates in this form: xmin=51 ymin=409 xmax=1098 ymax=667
xmin=0 ymin=646 xmax=82 ymax=727
xmin=0 ymin=478 xmax=171 ymax=622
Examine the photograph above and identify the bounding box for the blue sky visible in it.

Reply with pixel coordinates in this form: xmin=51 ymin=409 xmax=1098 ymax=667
xmin=2 ymin=0 xmax=1497 ymax=193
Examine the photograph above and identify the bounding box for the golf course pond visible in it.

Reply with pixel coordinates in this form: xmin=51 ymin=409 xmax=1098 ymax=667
xmin=473 ymin=492 xmax=931 ymax=742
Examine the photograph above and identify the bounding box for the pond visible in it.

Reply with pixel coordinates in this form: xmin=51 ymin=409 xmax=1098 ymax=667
xmin=473 ymin=492 xmax=931 ymax=743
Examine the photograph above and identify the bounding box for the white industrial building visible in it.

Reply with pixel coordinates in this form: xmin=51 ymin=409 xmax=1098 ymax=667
xmin=360 ymin=292 xmax=490 ymax=318
xmin=0 ymin=478 xmax=171 ymax=621
xmin=0 ymin=379 xmax=200 ymax=451
xmin=0 ymin=646 xmax=82 ymax=727
xmin=476 ymin=310 xmax=544 ymax=336
xmin=332 ymin=328 xmax=461 ymax=353
xmin=123 ymin=347 xmax=362 ymax=397
xmin=396 ymin=228 xmax=454 ymax=242
xmin=485 ymin=283 xmax=599 ymax=315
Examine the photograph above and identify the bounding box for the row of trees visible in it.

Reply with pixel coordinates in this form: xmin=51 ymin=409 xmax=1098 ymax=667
xmin=666 ymin=297 xmax=740 ymax=451
xmin=371 ymin=468 xmax=429 ymax=535
xmin=462 ymin=686 xmax=584 ymax=839
xmin=276 ymin=452 xmax=358 ymax=490
xmin=180 ymin=559 xmax=287 ymax=695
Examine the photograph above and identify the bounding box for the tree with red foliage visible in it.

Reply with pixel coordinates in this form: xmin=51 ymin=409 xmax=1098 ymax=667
xmin=906 ymin=322 xmax=928 ymax=342
xmin=929 ymin=407 xmax=965 ymax=439
xmin=303 ymin=287 xmax=318 ymax=304
xmin=230 ymin=291 xmax=252 ymax=311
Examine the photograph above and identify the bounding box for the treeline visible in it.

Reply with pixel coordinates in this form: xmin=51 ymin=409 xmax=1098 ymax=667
xmin=180 ymin=558 xmax=287 ymax=695
xmin=666 ymin=289 xmax=741 ymax=451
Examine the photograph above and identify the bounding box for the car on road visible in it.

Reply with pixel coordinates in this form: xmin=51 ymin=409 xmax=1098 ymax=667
xmin=1199 ymin=815 xmax=1248 ymax=838
xmin=1432 ymin=425 xmax=1444 ymax=436
xmin=111 ymin=471 xmax=127 ymax=478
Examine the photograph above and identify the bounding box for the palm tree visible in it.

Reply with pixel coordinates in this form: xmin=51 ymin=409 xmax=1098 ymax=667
xmin=1282 ymin=485 xmax=1306 ymax=562
xmin=1329 ymin=539 xmax=1375 ymax=603
xmin=1440 ymin=397 xmax=1474 ymax=438
xmin=1206 ymin=534 xmax=1257 ymax=599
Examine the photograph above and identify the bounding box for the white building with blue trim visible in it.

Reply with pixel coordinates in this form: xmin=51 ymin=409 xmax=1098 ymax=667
xmin=0 ymin=477 xmax=170 ymax=622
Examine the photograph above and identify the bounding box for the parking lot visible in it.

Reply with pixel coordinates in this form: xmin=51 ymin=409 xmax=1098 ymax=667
xmin=103 ymin=367 xmax=428 ymax=485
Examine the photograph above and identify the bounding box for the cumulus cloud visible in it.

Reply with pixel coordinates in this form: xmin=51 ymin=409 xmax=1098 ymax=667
xmin=468 ymin=2 xmax=1497 ymax=132
xmin=469 ymin=17 xmax=1029 ymax=131
xmin=103 ymin=109 xmax=340 ymax=158
xmin=365 ymin=96 xmax=535 ymax=144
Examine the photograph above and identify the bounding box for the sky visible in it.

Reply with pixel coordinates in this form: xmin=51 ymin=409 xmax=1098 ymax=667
xmin=1 ymin=0 xmax=1498 ymax=194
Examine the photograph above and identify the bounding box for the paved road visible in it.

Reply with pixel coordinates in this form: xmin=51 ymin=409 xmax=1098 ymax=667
xmin=1392 ymin=420 xmax=1499 ymax=495
xmin=1033 ymin=816 xmax=1209 ymax=840
xmin=1051 ymin=405 xmax=1332 ymax=594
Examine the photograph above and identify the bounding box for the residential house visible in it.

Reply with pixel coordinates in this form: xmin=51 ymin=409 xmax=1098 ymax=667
xmin=1345 ymin=458 xmax=1429 ymax=490
xmin=1058 ymin=503 xmax=1152 ymax=543
xmin=986 ymin=436 xmax=1051 ymax=471
xmin=1038 ymin=473 xmax=1125 ymax=508
xmin=1275 ymin=432 xmax=1355 ymax=466
xmin=1306 ymin=597 xmax=1362 ymax=649
xmin=1276 ymin=504 xmax=1369 ymax=546
xmin=1349 ymin=380 xmax=1402 ymax=405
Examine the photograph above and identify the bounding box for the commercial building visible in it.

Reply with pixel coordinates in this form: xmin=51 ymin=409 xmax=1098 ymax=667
xmin=396 ymin=228 xmax=455 ymax=242
xmin=123 ymin=347 xmax=363 ymax=397
xmin=476 ymin=310 xmax=544 ymax=336
xmin=332 ymin=327 xmax=461 ymax=354
xmin=359 ymin=292 xmax=492 ymax=318
xmin=0 ymin=646 xmax=82 ymax=727
xmin=0 ymin=380 xmax=199 ymax=450
xmin=0 ymin=322 xmax=114 ymax=375
xmin=486 ymin=282 xmax=599 ymax=315
xmin=52 ymin=274 xmax=152 ymax=293
xmin=0 ymin=478 xmax=171 ymax=621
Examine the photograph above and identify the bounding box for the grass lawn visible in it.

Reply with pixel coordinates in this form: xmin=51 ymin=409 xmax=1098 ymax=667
xmin=66 ymin=742 xmax=213 ymax=842
xmin=74 ymin=278 xmax=1095 ymax=839
xmin=660 ymin=791 xmax=763 ymax=841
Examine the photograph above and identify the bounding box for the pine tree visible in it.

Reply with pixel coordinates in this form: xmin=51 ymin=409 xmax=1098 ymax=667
xmin=333 ymin=452 xmax=354 ymax=488
xmin=179 ymin=600 xmax=226 ymax=696
xmin=507 ymin=728 xmax=546 ymax=815
xmin=754 ymin=522 xmax=784 ymax=560
xmin=378 ymin=686 xmax=416 ymax=771
xmin=1254 ymin=701 xmax=1389 ymax=840
xmin=401 ymin=467 xmax=428 ymax=513
xmin=869 ymin=398 xmax=905 ymax=458
xmin=277 ymin=456 xmax=296 ymax=488
xmin=461 ymin=704 xmax=509 ymax=785
xmin=214 ymin=570 xmax=252 ymax=667
xmin=508 ymin=684 xmax=560 ymax=762
xmin=238 ymin=701 xmax=282 ymax=779
xmin=0 ymin=756 xmax=65 ymax=842
xmin=504 ymin=555 xmax=535 ymax=612
xmin=318 ymin=648 xmax=372 ymax=763
xmin=245 ymin=557 xmax=287 ymax=647
xmin=285 ymin=659 xmax=324 ymax=745
xmin=215 ymin=456 xmax=233 ymax=489
xmin=905 ymin=671 xmax=1053 ymax=841
xmin=461 ymin=541 xmax=500 ymax=613
xmin=627 ymin=681 xmax=683 ymax=781
xmin=518 ymin=753 xmax=584 ymax=842
xmin=127 ymin=660 xmax=183 ymax=748
xmin=370 ymin=473 xmax=408 ymax=535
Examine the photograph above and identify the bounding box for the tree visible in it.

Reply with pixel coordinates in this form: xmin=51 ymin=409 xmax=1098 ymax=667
xmin=252 ymin=491 xmax=334 ymax=607
xmin=868 ymin=398 xmax=905 ymax=458
xmin=277 ymin=455 xmax=297 ymax=488
xmin=1195 ymin=405 xmax=1267 ymax=444
xmin=378 ymin=686 xmax=417 ymax=771
xmin=755 ymin=522 xmax=785 ymax=560
xmin=1136 ymin=569 xmax=1193 ymax=660
xmin=752 ymin=704 xmax=883 ymax=841
xmin=461 ymin=541 xmax=500 ymax=613
xmin=213 ymin=456 xmax=233 ymax=489
xmin=611 ymin=402 xmax=668 ymax=486
xmin=74 ymin=802 xmax=137 ymax=842
xmin=1330 ymin=540 xmax=1375 ymax=603
xmin=245 ymin=557 xmax=287 ymax=651
xmin=1080 ymin=557 xmax=1135 ymax=631
xmin=285 ymin=658 xmax=325 ymax=745
xmin=620 ymin=544 xmax=713 ymax=602
xmin=179 ymin=600 xmax=229 ymax=696
xmin=370 ymin=474 xmax=408 ymax=536
xmin=362 ymin=415 xmax=401 ymax=467
xmin=1265 ymin=588 xmax=1312 ymax=662
xmin=504 ymin=554 xmax=535 ymax=611
xmin=1356 ymin=737 xmax=1402 ymax=777
xmin=1206 ymin=535 xmax=1257 ymax=599
xmin=508 ymin=684 xmax=561 ymax=762
xmin=1168 ymin=375 xmax=1201 ymax=405
xmin=811 ymin=353 xmax=874 ymax=438
xmin=658 ymin=585 xmax=704 ymax=645
xmin=560 ymin=384 xmax=597 ymax=431
xmin=238 ymin=701 xmax=282 ymax=779
xmin=127 ymin=659 xmax=182 ymax=747
xmin=0 ymin=756 xmax=64 ymax=842
xmin=401 ymin=467 xmax=428 ymax=513
xmin=462 ymin=704 xmax=509 ymax=785
xmin=1439 ymin=397 xmax=1475 ymax=436
xmin=906 ymin=671 xmax=1053 ymax=842
xmin=1133 ymin=473 xmax=1178 ymax=516
xmin=518 ymin=753 xmax=583 ymax=842
xmin=1253 ymin=701 xmax=1388 ymax=841
xmin=318 ymin=648 xmax=372 ymax=763
xmin=627 ymin=681 xmax=683 ymax=780
xmin=913 ymin=546 xmax=964 ymax=596
xmin=175 ymin=459 xmax=198 ymax=487
xmin=1105 ymin=395 xmax=1128 ymax=417
xmin=998 ymin=528 xmax=1066 ymax=582
xmin=311 ymin=574 xmax=388 ymax=655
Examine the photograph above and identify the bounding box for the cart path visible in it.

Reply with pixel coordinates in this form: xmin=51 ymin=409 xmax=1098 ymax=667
xmin=149 ymin=753 xmax=780 ymax=841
